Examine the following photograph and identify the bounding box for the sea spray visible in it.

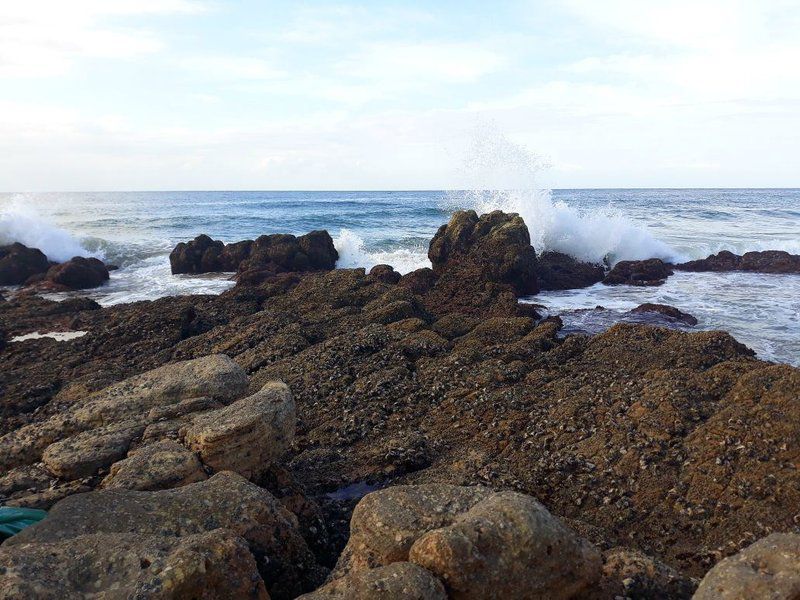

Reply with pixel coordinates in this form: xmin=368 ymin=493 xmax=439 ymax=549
xmin=334 ymin=229 xmax=430 ymax=274
xmin=445 ymin=125 xmax=685 ymax=265
xmin=0 ymin=198 xmax=99 ymax=263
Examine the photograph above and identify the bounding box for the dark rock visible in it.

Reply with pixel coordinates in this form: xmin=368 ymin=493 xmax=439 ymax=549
xmin=428 ymin=210 xmax=538 ymax=295
xmin=603 ymin=258 xmax=673 ymax=286
xmin=536 ymin=251 xmax=605 ymax=291
xmin=45 ymin=256 xmax=109 ymax=290
xmin=170 ymin=231 xmax=338 ymax=278
xmin=0 ymin=243 xmax=50 ymax=285
xmin=630 ymin=303 xmax=698 ymax=325
xmin=369 ymin=264 xmax=401 ymax=284
xmin=399 ymin=267 xmax=438 ymax=295
xmin=677 ymin=249 xmax=800 ymax=274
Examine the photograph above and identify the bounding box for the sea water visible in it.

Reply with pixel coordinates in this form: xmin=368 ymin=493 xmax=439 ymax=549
xmin=1 ymin=188 xmax=798 ymax=366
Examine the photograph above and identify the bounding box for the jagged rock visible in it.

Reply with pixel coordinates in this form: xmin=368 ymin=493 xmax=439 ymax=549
xmin=183 ymin=381 xmax=295 ymax=479
xmin=334 ymin=485 xmax=601 ymax=600
xmin=693 ymin=533 xmax=800 ymax=599
xmin=630 ymin=303 xmax=698 ymax=325
xmin=169 ymin=231 xmax=338 ymax=277
xmin=0 ymin=243 xmax=49 ymax=285
xmin=536 ymin=251 xmax=605 ymax=290
xmin=44 ymin=256 xmax=109 ymax=289
xmin=7 ymin=471 xmax=325 ymax=599
xmin=369 ymin=264 xmax=401 ymax=284
xmin=299 ymin=562 xmax=447 ymax=600
xmin=603 ymin=258 xmax=673 ymax=286
xmin=0 ymin=529 xmax=268 ymax=599
xmin=41 ymin=420 xmax=145 ymax=479
xmin=677 ymin=249 xmax=800 ymax=274
xmin=428 ymin=210 xmax=538 ymax=295
xmin=100 ymin=439 xmax=208 ymax=490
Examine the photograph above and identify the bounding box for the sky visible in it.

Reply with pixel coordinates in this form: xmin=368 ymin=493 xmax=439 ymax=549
xmin=0 ymin=0 xmax=798 ymax=191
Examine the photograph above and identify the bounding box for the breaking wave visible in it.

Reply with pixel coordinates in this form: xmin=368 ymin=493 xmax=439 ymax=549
xmin=335 ymin=229 xmax=429 ymax=274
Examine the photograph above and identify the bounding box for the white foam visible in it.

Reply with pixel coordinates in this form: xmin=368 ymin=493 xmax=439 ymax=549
xmin=11 ymin=331 xmax=87 ymax=342
xmin=0 ymin=198 xmax=99 ymax=263
xmin=335 ymin=229 xmax=429 ymax=274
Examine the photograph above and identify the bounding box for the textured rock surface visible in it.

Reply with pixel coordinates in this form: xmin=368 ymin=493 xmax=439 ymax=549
xmin=170 ymin=230 xmax=338 ymax=276
xmin=100 ymin=439 xmax=208 ymax=490
xmin=592 ymin=548 xmax=697 ymax=599
xmin=603 ymin=258 xmax=674 ymax=286
xmin=299 ymin=562 xmax=446 ymax=600
xmin=677 ymin=249 xmax=800 ymax=274
xmin=428 ymin=210 xmax=538 ymax=295
xmin=0 ymin=529 xmax=269 ymax=599
xmin=44 ymin=256 xmax=110 ymax=289
xmin=535 ymin=251 xmax=606 ymax=290
xmin=693 ymin=533 xmax=800 ymax=600
xmin=630 ymin=302 xmax=698 ymax=325
xmin=7 ymin=471 xmax=324 ymax=599
xmin=184 ymin=381 xmax=295 ymax=478
xmin=334 ymin=485 xmax=601 ymax=600
xmin=0 ymin=243 xmax=49 ymax=285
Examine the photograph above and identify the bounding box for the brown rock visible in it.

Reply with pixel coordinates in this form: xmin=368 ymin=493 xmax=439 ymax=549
xmin=44 ymin=256 xmax=109 ymax=290
xmin=0 ymin=243 xmax=50 ymax=285
xmin=299 ymin=562 xmax=446 ymax=600
xmin=603 ymin=258 xmax=673 ymax=286
xmin=630 ymin=302 xmax=698 ymax=325
xmin=536 ymin=251 xmax=605 ymax=290
xmin=592 ymin=547 xmax=697 ymax=599
xmin=369 ymin=264 xmax=402 ymax=284
xmin=183 ymin=381 xmax=295 ymax=479
xmin=100 ymin=439 xmax=208 ymax=491
xmin=399 ymin=267 xmax=438 ymax=295
xmin=677 ymin=249 xmax=800 ymax=274
xmin=0 ymin=529 xmax=268 ymax=599
xmin=694 ymin=533 xmax=800 ymax=600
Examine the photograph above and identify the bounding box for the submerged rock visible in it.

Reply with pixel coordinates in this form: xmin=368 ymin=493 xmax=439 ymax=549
xmin=603 ymin=258 xmax=674 ymax=286
xmin=677 ymin=249 xmax=800 ymax=274
xmin=536 ymin=251 xmax=605 ymax=291
xmin=0 ymin=243 xmax=49 ymax=285
xmin=630 ymin=302 xmax=698 ymax=325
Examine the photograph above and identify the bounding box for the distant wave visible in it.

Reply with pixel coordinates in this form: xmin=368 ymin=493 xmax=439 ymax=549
xmin=0 ymin=199 xmax=100 ymax=263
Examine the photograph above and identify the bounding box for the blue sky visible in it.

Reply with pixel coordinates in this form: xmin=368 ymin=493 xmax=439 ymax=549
xmin=1 ymin=0 xmax=798 ymax=190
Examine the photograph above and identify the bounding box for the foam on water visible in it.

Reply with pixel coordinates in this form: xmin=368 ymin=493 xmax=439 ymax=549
xmin=335 ymin=229 xmax=430 ymax=274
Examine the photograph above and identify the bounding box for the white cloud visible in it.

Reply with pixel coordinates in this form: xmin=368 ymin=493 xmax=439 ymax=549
xmin=0 ymin=0 xmax=206 ymax=77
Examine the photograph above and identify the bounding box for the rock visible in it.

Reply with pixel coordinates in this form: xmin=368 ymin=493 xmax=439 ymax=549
xmin=535 ymin=251 xmax=605 ymax=291
xmin=299 ymin=563 xmax=447 ymax=600
xmin=170 ymin=231 xmax=338 ymax=276
xmin=100 ymin=439 xmax=208 ymax=490
xmin=693 ymin=533 xmax=800 ymax=600
xmin=183 ymin=381 xmax=296 ymax=479
xmin=399 ymin=267 xmax=438 ymax=295
xmin=603 ymin=258 xmax=673 ymax=286
xmin=630 ymin=303 xmax=698 ymax=325
xmin=44 ymin=256 xmax=109 ymax=289
xmin=369 ymin=264 xmax=402 ymax=284
xmin=431 ymin=313 xmax=479 ymax=339
xmin=593 ymin=548 xmax=697 ymax=599
xmin=429 ymin=210 xmax=538 ymax=296
xmin=334 ymin=485 xmax=601 ymax=600
xmin=7 ymin=471 xmax=325 ymax=599
xmin=41 ymin=420 xmax=145 ymax=479
xmin=0 ymin=243 xmax=50 ymax=285
xmin=677 ymin=249 xmax=800 ymax=274
xmin=0 ymin=529 xmax=269 ymax=599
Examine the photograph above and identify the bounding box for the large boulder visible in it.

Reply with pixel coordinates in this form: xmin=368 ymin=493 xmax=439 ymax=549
xmin=535 ymin=251 xmax=605 ymax=290
xmin=602 ymin=258 xmax=673 ymax=286
xmin=428 ymin=210 xmax=538 ymax=296
xmin=169 ymin=231 xmax=338 ymax=277
xmin=0 ymin=529 xmax=268 ymax=599
xmin=43 ymin=256 xmax=109 ymax=289
xmin=333 ymin=484 xmax=601 ymax=599
xmin=100 ymin=439 xmax=208 ymax=491
xmin=677 ymin=249 xmax=800 ymax=274
xmin=693 ymin=533 xmax=800 ymax=599
xmin=299 ymin=563 xmax=447 ymax=600
xmin=6 ymin=471 xmax=325 ymax=599
xmin=183 ymin=381 xmax=296 ymax=479
xmin=0 ymin=243 xmax=49 ymax=285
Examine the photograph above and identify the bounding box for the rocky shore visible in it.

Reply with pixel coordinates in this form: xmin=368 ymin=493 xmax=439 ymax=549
xmin=2 ymin=210 xmax=800 ymax=598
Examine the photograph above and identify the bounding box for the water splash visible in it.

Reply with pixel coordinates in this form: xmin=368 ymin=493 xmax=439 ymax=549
xmin=334 ymin=229 xmax=429 ymax=274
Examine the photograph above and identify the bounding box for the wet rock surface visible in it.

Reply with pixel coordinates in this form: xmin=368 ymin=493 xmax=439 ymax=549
xmin=629 ymin=302 xmax=698 ymax=325
xmin=2 ymin=210 xmax=800 ymax=598
xmin=43 ymin=256 xmax=110 ymax=290
xmin=535 ymin=251 xmax=606 ymax=291
xmin=677 ymin=249 xmax=800 ymax=274
xmin=603 ymin=258 xmax=674 ymax=286
xmin=0 ymin=243 xmax=50 ymax=285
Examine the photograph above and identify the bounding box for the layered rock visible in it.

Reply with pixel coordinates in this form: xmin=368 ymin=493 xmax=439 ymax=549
xmin=603 ymin=258 xmax=674 ymax=286
xmin=169 ymin=230 xmax=338 ymax=278
xmin=694 ymin=533 xmax=800 ymax=599
xmin=535 ymin=251 xmax=605 ymax=290
xmin=677 ymin=249 xmax=800 ymax=274
xmin=0 ymin=243 xmax=49 ymax=285
xmin=333 ymin=485 xmax=601 ymax=599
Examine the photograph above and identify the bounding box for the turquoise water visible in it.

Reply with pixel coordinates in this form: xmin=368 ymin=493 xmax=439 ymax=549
xmin=1 ymin=189 xmax=798 ymax=364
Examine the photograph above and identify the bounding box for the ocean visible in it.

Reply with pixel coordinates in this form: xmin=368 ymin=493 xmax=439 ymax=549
xmin=1 ymin=188 xmax=799 ymax=366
